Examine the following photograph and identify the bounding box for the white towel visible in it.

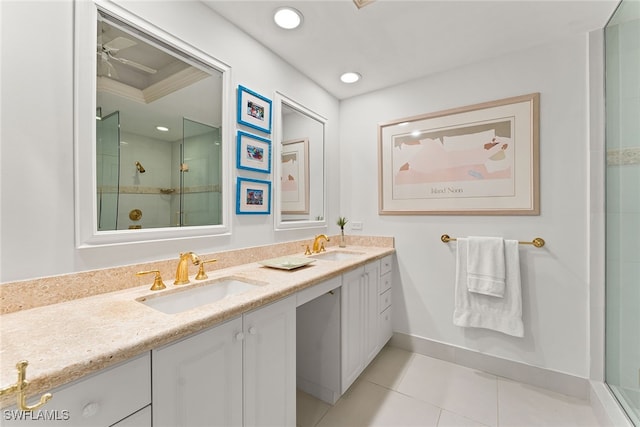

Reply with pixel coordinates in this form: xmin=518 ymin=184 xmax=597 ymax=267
xmin=453 ymin=238 xmax=524 ymax=337
xmin=467 ymin=236 xmax=505 ymax=298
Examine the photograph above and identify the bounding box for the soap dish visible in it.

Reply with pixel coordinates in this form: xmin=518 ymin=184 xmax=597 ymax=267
xmin=259 ymin=256 xmax=316 ymax=270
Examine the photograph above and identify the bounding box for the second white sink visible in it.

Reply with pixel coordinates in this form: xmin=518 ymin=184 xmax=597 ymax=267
xmin=138 ymin=278 xmax=260 ymax=314
xmin=309 ymin=250 xmax=364 ymax=262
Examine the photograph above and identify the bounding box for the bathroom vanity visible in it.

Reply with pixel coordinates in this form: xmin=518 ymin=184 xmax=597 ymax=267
xmin=0 ymin=243 xmax=394 ymax=426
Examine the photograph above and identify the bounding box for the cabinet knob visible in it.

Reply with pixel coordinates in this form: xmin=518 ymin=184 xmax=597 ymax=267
xmin=235 ymin=332 xmax=245 ymax=341
xmin=248 ymin=327 xmax=257 ymax=335
xmin=82 ymin=402 xmax=100 ymax=418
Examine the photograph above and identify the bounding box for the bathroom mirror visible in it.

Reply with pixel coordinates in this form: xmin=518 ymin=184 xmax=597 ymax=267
xmin=274 ymin=93 xmax=326 ymax=230
xmin=75 ymin=2 xmax=231 ymax=246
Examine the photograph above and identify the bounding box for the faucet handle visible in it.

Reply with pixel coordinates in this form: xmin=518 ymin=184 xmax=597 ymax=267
xmin=136 ymin=270 xmax=166 ymax=291
xmin=303 ymin=244 xmax=312 ymax=255
xmin=195 ymin=259 xmax=218 ymax=280
xmin=320 ymin=242 xmax=326 ymax=252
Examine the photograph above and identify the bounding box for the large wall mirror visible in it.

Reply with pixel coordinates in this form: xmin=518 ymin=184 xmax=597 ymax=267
xmin=274 ymin=93 xmax=327 ymax=230
xmin=75 ymin=1 xmax=231 ymax=247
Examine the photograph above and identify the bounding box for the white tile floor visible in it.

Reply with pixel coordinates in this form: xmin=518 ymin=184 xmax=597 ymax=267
xmin=297 ymin=346 xmax=601 ymax=427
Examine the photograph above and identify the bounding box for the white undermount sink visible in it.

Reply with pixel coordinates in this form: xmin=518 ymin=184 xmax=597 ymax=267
xmin=138 ymin=278 xmax=260 ymax=314
xmin=309 ymin=250 xmax=365 ymax=262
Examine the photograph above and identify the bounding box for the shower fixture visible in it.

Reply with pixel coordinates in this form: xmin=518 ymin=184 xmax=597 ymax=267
xmin=135 ymin=161 xmax=146 ymax=173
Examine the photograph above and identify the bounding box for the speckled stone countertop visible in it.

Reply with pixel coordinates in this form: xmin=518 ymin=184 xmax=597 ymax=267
xmin=0 ymin=236 xmax=394 ymax=408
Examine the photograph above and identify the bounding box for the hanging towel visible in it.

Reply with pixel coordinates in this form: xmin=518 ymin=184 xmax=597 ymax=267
xmin=467 ymin=236 xmax=506 ymax=298
xmin=453 ymin=238 xmax=524 ymax=337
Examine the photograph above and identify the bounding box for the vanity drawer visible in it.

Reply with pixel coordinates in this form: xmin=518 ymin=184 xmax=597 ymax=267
xmin=379 ymin=288 xmax=392 ymax=313
xmin=380 ymin=255 xmax=393 ymax=276
xmin=379 ymin=271 xmax=392 ymax=295
xmin=379 ymin=307 xmax=392 ymax=347
xmin=2 ymin=353 xmax=151 ymax=426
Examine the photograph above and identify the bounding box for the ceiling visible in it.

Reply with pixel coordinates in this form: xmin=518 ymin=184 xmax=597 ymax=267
xmin=203 ymin=0 xmax=619 ymax=100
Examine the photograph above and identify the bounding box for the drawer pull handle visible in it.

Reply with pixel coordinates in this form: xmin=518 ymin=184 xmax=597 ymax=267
xmin=235 ymin=332 xmax=245 ymax=341
xmin=82 ymin=402 xmax=100 ymax=418
xmin=248 ymin=327 xmax=257 ymax=335
xmin=0 ymin=361 xmax=52 ymax=411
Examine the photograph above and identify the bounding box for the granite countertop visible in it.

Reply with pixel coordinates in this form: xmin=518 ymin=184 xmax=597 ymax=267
xmin=0 ymin=245 xmax=394 ymax=408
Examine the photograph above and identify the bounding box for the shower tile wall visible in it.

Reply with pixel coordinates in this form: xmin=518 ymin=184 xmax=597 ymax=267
xmin=118 ymin=132 xmax=174 ymax=229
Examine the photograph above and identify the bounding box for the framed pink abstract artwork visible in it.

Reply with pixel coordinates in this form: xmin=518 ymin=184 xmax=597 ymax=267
xmin=378 ymin=93 xmax=539 ymax=215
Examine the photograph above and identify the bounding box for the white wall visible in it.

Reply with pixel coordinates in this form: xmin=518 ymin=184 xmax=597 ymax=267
xmin=0 ymin=0 xmax=340 ymax=282
xmin=339 ymin=34 xmax=593 ymax=377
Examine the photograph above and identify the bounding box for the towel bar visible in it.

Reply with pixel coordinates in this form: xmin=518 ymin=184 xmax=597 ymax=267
xmin=441 ymin=234 xmax=545 ymax=248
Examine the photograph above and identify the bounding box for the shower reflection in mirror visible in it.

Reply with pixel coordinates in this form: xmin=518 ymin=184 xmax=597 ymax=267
xmin=95 ymin=13 xmax=223 ymax=231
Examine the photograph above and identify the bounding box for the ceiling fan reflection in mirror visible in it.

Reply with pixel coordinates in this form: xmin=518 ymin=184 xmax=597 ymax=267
xmin=97 ymin=36 xmax=158 ymax=79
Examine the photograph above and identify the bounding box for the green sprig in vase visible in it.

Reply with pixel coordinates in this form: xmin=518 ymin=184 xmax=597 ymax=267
xmin=337 ymin=216 xmax=348 ymax=248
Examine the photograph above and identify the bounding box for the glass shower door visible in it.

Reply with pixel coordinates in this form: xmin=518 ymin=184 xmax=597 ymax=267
xmin=605 ymin=1 xmax=640 ymax=425
xmin=96 ymin=111 xmax=120 ymax=230
xmin=179 ymin=118 xmax=222 ymax=226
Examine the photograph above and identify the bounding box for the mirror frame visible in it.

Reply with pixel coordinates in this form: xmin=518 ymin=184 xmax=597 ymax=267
xmin=273 ymin=92 xmax=328 ymax=231
xmin=74 ymin=0 xmax=232 ymax=247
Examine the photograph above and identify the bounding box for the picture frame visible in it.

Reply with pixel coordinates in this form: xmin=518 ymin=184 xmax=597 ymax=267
xmin=236 ymin=177 xmax=271 ymax=215
xmin=281 ymin=138 xmax=310 ymax=214
xmin=237 ymin=85 xmax=272 ymax=134
xmin=378 ymin=93 xmax=539 ymax=215
xmin=236 ymin=130 xmax=271 ymax=174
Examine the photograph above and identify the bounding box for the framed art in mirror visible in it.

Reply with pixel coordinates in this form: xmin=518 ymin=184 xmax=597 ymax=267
xmin=236 ymin=131 xmax=271 ymax=174
xmin=236 ymin=177 xmax=271 ymax=215
xmin=281 ymin=138 xmax=309 ymax=214
xmin=237 ymin=85 xmax=272 ymax=134
xmin=273 ymin=92 xmax=327 ymax=230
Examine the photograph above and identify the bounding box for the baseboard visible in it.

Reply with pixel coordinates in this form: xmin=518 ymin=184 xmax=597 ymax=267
xmin=297 ymin=376 xmax=340 ymax=405
xmin=590 ymin=381 xmax=635 ymax=427
xmin=389 ymin=332 xmax=590 ymax=400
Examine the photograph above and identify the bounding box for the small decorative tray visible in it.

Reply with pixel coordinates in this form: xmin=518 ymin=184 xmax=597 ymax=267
xmin=259 ymin=256 xmax=316 ymax=270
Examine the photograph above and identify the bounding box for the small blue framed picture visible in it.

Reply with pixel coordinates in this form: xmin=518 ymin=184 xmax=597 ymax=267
xmin=237 ymin=85 xmax=272 ymax=134
xmin=236 ymin=177 xmax=271 ymax=215
xmin=236 ymin=131 xmax=271 ymax=174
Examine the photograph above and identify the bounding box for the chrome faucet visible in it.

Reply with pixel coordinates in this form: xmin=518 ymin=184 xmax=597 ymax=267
xmin=312 ymin=234 xmax=330 ymax=253
xmin=174 ymin=252 xmax=201 ymax=285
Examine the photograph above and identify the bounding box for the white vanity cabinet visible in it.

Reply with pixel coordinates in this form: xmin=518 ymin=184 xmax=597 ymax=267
xmin=1 ymin=353 xmax=151 ymax=427
xmin=341 ymin=260 xmax=381 ymax=394
xmin=378 ymin=255 xmax=393 ymax=347
xmin=243 ymin=295 xmax=296 ymax=427
xmin=152 ymin=295 xmax=296 ymax=427
xmin=152 ymin=317 xmax=243 ymax=426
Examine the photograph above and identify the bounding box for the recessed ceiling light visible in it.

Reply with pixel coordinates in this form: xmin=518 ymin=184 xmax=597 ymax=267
xmin=340 ymin=72 xmax=361 ymax=84
xmin=274 ymin=7 xmax=303 ymax=29
xmin=156 ymin=126 xmax=169 ymax=132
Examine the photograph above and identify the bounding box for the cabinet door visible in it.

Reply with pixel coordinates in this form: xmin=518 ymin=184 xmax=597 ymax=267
xmin=363 ymin=261 xmax=380 ymax=366
xmin=152 ymin=317 xmax=243 ymax=427
xmin=341 ymin=267 xmax=364 ymax=394
xmin=243 ymin=296 xmax=296 ymax=427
